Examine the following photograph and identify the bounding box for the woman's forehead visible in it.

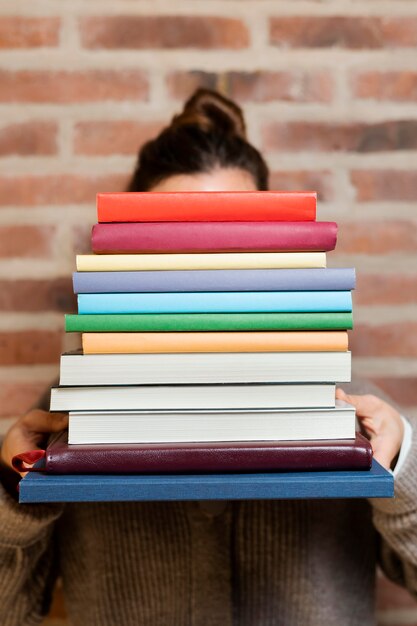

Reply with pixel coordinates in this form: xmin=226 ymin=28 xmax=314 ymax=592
xmin=150 ymin=168 xmax=258 ymax=193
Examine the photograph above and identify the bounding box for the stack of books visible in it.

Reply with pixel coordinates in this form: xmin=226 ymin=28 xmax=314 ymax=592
xmin=17 ymin=191 xmax=394 ymax=502
xmin=15 ymin=192 xmax=393 ymax=502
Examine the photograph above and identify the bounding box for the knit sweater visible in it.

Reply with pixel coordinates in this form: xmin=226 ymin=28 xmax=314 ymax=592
xmin=1 ymin=385 xmax=417 ymax=626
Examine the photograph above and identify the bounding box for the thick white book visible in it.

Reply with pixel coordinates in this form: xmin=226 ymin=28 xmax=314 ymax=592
xmin=59 ymin=351 xmax=351 ymax=385
xmin=51 ymin=384 xmax=336 ymax=412
xmin=68 ymin=401 xmax=356 ymax=444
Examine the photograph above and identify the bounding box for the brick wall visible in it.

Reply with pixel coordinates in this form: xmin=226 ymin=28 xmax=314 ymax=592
xmin=0 ymin=1 xmax=416 ymax=624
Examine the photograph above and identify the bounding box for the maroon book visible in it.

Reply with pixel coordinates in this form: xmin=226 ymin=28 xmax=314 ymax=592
xmin=91 ymin=221 xmax=338 ymax=254
xmin=14 ymin=431 xmax=372 ymax=474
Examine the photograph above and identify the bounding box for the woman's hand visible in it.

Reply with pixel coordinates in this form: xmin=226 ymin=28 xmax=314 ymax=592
xmin=336 ymin=389 xmax=404 ymax=470
xmin=0 ymin=409 xmax=68 ymax=477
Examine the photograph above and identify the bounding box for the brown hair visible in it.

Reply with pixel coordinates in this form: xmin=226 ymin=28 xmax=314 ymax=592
xmin=127 ymin=89 xmax=269 ymax=191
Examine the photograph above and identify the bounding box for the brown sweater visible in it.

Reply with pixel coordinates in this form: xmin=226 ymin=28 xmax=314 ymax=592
xmin=1 ymin=385 xmax=417 ymax=625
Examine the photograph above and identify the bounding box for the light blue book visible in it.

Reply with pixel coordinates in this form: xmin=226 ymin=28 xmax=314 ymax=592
xmin=19 ymin=460 xmax=393 ymax=503
xmin=77 ymin=291 xmax=352 ymax=315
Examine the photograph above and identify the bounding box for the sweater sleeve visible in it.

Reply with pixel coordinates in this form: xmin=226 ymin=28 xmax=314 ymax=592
xmin=0 ymin=470 xmax=64 ymax=625
xmin=371 ymin=415 xmax=417 ymax=598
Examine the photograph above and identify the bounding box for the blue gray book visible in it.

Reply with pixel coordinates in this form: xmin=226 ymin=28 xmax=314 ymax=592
xmin=73 ymin=267 xmax=356 ymax=294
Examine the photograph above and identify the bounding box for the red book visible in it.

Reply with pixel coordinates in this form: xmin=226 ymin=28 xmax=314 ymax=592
xmin=92 ymin=221 xmax=337 ymax=254
xmin=97 ymin=191 xmax=316 ymax=223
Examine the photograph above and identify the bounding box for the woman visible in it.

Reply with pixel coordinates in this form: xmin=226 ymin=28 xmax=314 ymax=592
xmin=0 ymin=89 xmax=415 ymax=626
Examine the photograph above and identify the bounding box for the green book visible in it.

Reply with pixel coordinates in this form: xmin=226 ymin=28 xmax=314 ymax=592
xmin=65 ymin=312 xmax=353 ymax=332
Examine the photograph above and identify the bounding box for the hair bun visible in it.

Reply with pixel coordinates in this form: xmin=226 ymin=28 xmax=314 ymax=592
xmin=172 ymin=88 xmax=247 ymax=139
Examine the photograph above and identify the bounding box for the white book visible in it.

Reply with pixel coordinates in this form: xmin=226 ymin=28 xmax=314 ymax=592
xmin=68 ymin=401 xmax=356 ymax=444
xmin=50 ymin=384 xmax=336 ymax=412
xmin=59 ymin=351 xmax=351 ymax=386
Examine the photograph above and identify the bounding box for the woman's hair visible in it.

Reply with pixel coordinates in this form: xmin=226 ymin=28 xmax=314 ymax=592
xmin=127 ymin=88 xmax=269 ymax=191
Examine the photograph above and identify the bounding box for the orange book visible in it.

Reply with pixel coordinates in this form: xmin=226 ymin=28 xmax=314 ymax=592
xmin=97 ymin=191 xmax=316 ymax=223
xmin=82 ymin=331 xmax=348 ymax=354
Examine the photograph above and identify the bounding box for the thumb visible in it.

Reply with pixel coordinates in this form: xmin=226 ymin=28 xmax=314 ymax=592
xmin=336 ymin=388 xmax=349 ymax=402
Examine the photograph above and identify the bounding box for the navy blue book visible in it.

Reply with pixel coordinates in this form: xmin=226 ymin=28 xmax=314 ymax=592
xmin=19 ymin=460 xmax=393 ymax=503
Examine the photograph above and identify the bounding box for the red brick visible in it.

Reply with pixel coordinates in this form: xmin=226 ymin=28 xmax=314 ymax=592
xmin=0 ymin=70 xmax=148 ymax=103
xmin=371 ymin=378 xmax=417 ymax=408
xmin=166 ymin=71 xmax=219 ymax=99
xmin=0 ymin=225 xmax=55 ymax=258
xmin=337 ymin=221 xmax=417 ymax=254
xmin=350 ymin=324 xmax=417 ymax=357
xmin=353 ymin=71 xmax=417 ymax=102
xmin=0 ymin=331 xmax=63 ymax=365
xmin=74 ymin=120 xmax=164 ymax=156
xmin=167 ymin=70 xmax=333 ymax=103
xmin=356 ymin=274 xmax=417 ymax=305
xmin=80 ymin=16 xmax=249 ymax=50
xmin=0 ymin=174 xmax=127 ymax=206
xmin=377 ymin=573 xmax=417 ymax=609
xmin=351 ymin=170 xmax=417 ymax=202
xmin=269 ymin=16 xmax=417 ymax=49
xmin=262 ymin=121 xmax=417 ymax=153
xmin=0 ymin=278 xmax=76 ymax=312
xmin=0 ymin=382 xmax=49 ymax=418
xmin=269 ymin=170 xmax=333 ymax=202
xmin=0 ymin=121 xmax=57 ymax=156
xmin=72 ymin=223 xmax=97 ymax=255
xmin=0 ymin=17 xmax=60 ymax=48
xmin=230 ymin=70 xmax=333 ymax=103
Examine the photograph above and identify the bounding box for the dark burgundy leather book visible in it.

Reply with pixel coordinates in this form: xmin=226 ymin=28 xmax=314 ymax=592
xmin=13 ymin=431 xmax=372 ymax=474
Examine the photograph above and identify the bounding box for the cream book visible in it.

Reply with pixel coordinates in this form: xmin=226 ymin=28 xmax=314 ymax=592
xmin=76 ymin=252 xmax=326 ymax=272
xmin=51 ymin=383 xmax=337 ymax=412
xmin=59 ymin=351 xmax=351 ymax=386
xmin=68 ymin=401 xmax=356 ymax=444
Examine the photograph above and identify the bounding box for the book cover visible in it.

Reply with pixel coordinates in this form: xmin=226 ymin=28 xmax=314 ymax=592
xmin=81 ymin=331 xmax=349 ymax=354
xmin=76 ymin=252 xmax=327 ymax=272
xmin=73 ymin=268 xmax=356 ymax=294
xmin=91 ymin=221 xmax=337 ymax=253
xmin=77 ymin=291 xmax=352 ymax=315
xmin=58 ymin=350 xmax=352 ymax=385
xmin=97 ymin=191 xmax=317 ymax=223
xmin=14 ymin=430 xmax=372 ymax=474
xmin=65 ymin=311 xmax=354 ymax=333
xmin=18 ymin=460 xmax=394 ymax=503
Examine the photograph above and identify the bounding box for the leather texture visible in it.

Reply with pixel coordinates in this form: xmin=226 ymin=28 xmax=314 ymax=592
xmin=33 ymin=430 xmax=372 ymax=474
xmin=91 ymin=221 xmax=337 ymax=253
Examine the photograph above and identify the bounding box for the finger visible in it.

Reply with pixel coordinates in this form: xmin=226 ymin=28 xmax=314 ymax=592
xmin=360 ymin=418 xmax=377 ymax=435
xmin=335 ymin=393 xmax=381 ymax=417
xmin=336 ymin=388 xmax=348 ymax=401
xmin=21 ymin=410 xmax=68 ymax=434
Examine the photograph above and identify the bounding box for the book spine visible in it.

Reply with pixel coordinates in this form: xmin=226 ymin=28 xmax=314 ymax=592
xmin=18 ymin=460 xmax=394 ymax=503
xmin=72 ymin=268 xmax=356 ymax=294
xmin=65 ymin=311 xmax=354 ymax=332
xmin=77 ymin=291 xmax=352 ymax=315
xmin=76 ymin=252 xmax=327 ymax=272
xmin=46 ymin=442 xmax=372 ymax=473
xmin=82 ymin=331 xmax=349 ymax=354
xmin=91 ymin=221 xmax=337 ymax=253
xmin=97 ymin=191 xmax=317 ymax=223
